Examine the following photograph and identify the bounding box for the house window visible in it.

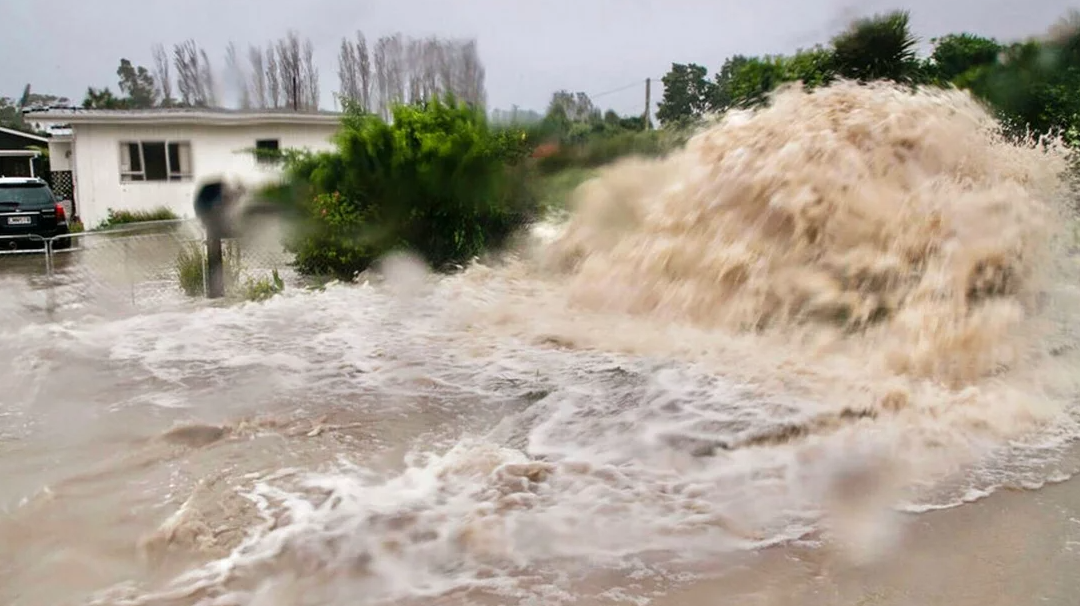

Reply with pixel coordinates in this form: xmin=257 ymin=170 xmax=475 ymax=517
xmin=120 ymin=141 xmax=192 ymax=182
xmin=255 ymin=139 xmax=280 ymax=165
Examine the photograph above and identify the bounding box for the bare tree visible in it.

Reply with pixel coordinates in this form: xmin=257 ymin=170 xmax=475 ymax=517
xmin=302 ymin=37 xmax=319 ymax=109
xmin=173 ymin=40 xmax=200 ymax=106
xmin=357 ymin=33 xmax=372 ymax=111
xmin=406 ymin=38 xmax=423 ymax=104
xmin=248 ymin=45 xmax=267 ymax=108
xmin=338 ymin=38 xmax=359 ymax=105
xmin=387 ymin=34 xmax=406 ymax=106
xmin=276 ymin=31 xmax=305 ymax=110
xmin=172 ymin=40 xmax=216 ymax=107
xmin=337 ymin=30 xmax=487 ymax=117
xmin=460 ymin=40 xmax=485 ymax=107
xmin=225 ymin=42 xmax=251 ymax=109
xmin=198 ymin=48 xmax=217 ymax=107
xmin=265 ymin=43 xmax=280 ymax=108
xmin=337 ymin=31 xmax=375 ymax=112
xmin=373 ymin=36 xmax=390 ymax=119
xmin=152 ymin=43 xmax=173 ymax=106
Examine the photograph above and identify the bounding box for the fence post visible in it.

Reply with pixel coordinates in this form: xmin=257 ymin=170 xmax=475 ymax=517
xmin=44 ymin=238 xmax=55 ymax=315
xmin=206 ymin=227 xmax=225 ymax=299
xmin=195 ymin=180 xmax=230 ymax=299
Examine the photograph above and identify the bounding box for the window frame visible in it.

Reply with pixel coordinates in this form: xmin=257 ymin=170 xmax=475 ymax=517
xmin=118 ymin=140 xmax=194 ymax=183
xmin=254 ymin=138 xmax=281 ymax=166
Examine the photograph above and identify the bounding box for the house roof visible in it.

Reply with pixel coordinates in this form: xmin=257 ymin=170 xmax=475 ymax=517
xmin=0 ymin=150 xmax=41 ymax=157
xmin=0 ymin=126 xmax=49 ymax=144
xmin=26 ymin=108 xmax=343 ymax=127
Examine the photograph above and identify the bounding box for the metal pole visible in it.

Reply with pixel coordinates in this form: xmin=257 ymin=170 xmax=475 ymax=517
xmin=44 ymin=238 xmax=55 ymax=315
xmin=125 ymin=238 xmax=135 ymax=305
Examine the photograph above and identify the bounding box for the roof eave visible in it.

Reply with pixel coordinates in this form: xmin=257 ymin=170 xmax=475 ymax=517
xmin=0 ymin=126 xmax=49 ymax=143
xmin=29 ymin=112 xmax=343 ymax=127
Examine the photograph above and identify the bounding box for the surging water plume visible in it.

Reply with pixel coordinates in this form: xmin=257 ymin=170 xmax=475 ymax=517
xmin=550 ymin=80 xmax=1073 ymax=387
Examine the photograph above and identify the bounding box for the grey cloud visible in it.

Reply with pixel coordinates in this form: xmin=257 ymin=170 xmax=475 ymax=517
xmin=1 ymin=0 xmax=1075 ymax=114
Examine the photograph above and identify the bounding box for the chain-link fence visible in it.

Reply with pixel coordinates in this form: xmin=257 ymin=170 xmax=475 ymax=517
xmin=0 ymin=220 xmax=299 ymax=322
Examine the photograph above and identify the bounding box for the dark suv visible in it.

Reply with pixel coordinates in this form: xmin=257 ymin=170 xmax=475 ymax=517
xmin=0 ymin=177 xmax=71 ymax=250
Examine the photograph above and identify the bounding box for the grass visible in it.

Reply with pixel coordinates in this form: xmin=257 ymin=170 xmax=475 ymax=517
xmin=96 ymin=206 xmax=180 ymax=230
xmin=175 ymin=240 xmax=286 ymax=302
xmin=240 ymin=269 xmax=286 ymax=301
xmin=175 ymin=240 xmax=243 ymax=297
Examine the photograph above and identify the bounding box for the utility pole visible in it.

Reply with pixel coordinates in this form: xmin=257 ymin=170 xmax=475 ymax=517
xmin=644 ymin=77 xmax=651 ymax=130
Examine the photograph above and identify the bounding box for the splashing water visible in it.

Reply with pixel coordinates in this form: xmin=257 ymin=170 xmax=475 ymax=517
xmin=551 ymin=81 xmax=1070 ymax=384
xmin=3 ymin=81 xmax=1080 ymax=606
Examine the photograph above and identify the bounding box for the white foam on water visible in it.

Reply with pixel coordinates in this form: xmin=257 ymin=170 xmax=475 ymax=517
xmin=1 ymin=80 xmax=1079 ymax=605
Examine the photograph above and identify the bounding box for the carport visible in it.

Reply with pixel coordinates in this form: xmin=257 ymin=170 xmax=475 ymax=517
xmin=0 ymin=149 xmax=41 ymax=178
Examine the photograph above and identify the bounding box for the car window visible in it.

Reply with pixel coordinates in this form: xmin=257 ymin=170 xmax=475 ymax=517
xmin=0 ymin=183 xmax=56 ymax=209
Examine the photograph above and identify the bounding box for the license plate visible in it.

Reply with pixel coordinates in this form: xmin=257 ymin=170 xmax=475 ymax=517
xmin=6 ymin=216 xmax=31 ymax=226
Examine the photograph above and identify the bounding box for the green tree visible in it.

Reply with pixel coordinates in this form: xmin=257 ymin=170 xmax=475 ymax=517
xmin=929 ymin=33 xmax=1002 ymax=82
xmin=82 ymin=87 xmax=129 ymax=109
xmin=829 ymin=10 xmax=923 ymax=84
xmin=783 ymin=46 xmax=835 ymax=89
xmin=656 ymin=63 xmax=715 ymax=126
xmin=711 ymin=55 xmax=750 ymax=112
xmin=727 ymin=55 xmax=788 ymax=108
xmin=116 ymin=58 xmax=157 ymax=108
xmin=0 ymin=97 xmax=23 ymax=129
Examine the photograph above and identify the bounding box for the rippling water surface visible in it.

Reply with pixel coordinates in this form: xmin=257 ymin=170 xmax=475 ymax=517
xmin=2 ymin=81 xmax=1080 ymax=606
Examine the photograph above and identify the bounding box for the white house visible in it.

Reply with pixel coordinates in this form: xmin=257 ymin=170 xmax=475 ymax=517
xmin=30 ymin=109 xmax=342 ymax=227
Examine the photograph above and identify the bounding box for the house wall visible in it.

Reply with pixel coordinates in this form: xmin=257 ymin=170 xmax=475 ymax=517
xmin=70 ymin=122 xmax=337 ymax=227
xmin=48 ymin=140 xmax=73 ymax=171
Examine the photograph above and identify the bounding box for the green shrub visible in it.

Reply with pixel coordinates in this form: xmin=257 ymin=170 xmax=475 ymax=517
xmin=240 ymin=269 xmax=285 ymax=302
xmin=281 ymin=96 xmax=539 ymax=279
xmin=96 ymin=206 xmax=179 ymax=230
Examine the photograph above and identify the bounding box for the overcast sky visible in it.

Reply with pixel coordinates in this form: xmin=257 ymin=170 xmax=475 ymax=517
xmin=2 ymin=0 xmax=1074 ymax=115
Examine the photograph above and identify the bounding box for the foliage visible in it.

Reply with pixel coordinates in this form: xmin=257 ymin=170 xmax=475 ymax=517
xmin=240 ymin=269 xmax=286 ymax=301
xmin=965 ymin=29 xmax=1080 ymax=137
xmin=82 ymin=87 xmax=130 ymax=110
xmin=1 ymin=87 xmax=69 ymax=131
xmin=726 ymin=55 xmax=790 ymax=109
xmin=535 ymin=167 xmax=599 ymax=214
xmin=82 ymin=59 xmax=159 ymax=109
xmin=95 ymin=206 xmax=180 ymax=230
xmin=929 ymin=33 xmax=1002 ymax=82
xmin=534 ymin=129 xmax=674 ymax=173
xmin=829 ymin=10 xmax=923 ymax=84
xmin=117 ymin=59 xmax=158 ymax=108
xmin=652 ymin=7 xmax=1080 ymax=140
xmin=656 ymin=63 xmax=715 ymax=126
xmin=280 ymin=96 xmax=538 ymax=278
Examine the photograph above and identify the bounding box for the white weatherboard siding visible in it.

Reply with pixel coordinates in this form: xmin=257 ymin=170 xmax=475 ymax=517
xmin=48 ymin=140 xmax=73 ymax=171
xmin=70 ymin=123 xmax=337 ymax=227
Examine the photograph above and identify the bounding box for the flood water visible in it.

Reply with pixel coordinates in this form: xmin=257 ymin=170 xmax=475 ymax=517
xmin=2 ymin=82 xmax=1080 ymax=606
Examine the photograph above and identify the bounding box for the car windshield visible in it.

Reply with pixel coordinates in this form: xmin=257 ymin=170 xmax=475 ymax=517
xmin=0 ymin=183 xmax=54 ymax=208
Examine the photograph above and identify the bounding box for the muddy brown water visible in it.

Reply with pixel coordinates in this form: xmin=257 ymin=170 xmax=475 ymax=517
xmin=2 ymin=82 xmax=1080 ymax=606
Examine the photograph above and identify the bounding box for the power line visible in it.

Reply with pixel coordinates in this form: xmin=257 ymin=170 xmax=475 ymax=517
xmin=588 ymin=80 xmax=644 ymax=100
